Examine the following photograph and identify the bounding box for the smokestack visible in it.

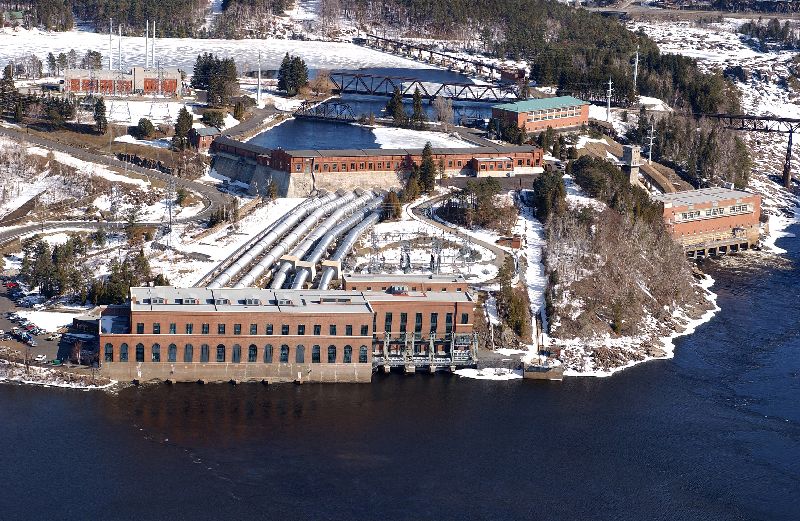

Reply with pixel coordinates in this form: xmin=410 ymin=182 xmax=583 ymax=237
xmin=109 ymin=18 xmax=113 ymax=70
xmin=257 ymin=52 xmax=262 ymax=105
xmin=118 ymin=24 xmax=122 ymax=72
xmin=145 ymin=20 xmax=149 ymax=68
xmin=151 ymin=20 xmax=156 ymax=69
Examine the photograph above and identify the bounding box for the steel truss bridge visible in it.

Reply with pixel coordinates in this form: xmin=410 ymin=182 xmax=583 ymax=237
xmin=701 ymin=113 xmax=800 ymax=188
xmin=293 ymin=100 xmax=357 ymax=122
xmin=329 ymin=71 xmax=517 ymax=103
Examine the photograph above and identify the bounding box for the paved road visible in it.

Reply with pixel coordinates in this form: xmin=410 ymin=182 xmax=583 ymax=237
xmin=0 ymin=126 xmax=227 ymax=222
xmin=410 ymin=194 xmax=507 ymax=270
xmin=223 ymin=106 xmax=280 ymax=139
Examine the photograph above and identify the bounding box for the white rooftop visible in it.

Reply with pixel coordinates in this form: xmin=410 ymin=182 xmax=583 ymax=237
xmin=654 ymin=187 xmax=756 ymax=207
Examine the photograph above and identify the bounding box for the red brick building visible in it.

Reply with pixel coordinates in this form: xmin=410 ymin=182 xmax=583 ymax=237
xmin=189 ymin=127 xmax=220 ymax=153
xmin=64 ymin=67 xmax=182 ymax=96
xmin=99 ymin=286 xmax=477 ymax=383
xmin=492 ymin=96 xmax=589 ymax=133
xmin=656 ymin=187 xmax=762 ymax=256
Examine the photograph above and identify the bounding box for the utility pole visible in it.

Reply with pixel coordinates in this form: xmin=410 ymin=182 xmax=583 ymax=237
xmin=257 ymin=51 xmax=262 ymax=106
xmin=118 ymin=24 xmax=122 ymax=72
xmin=647 ymin=123 xmax=655 ymax=164
xmin=606 ymin=77 xmax=613 ymax=123
xmin=145 ymin=20 xmax=149 ymax=68
xmin=633 ymin=44 xmax=639 ymax=94
xmin=109 ymin=18 xmax=113 ymax=70
xmin=151 ymin=20 xmax=156 ymax=68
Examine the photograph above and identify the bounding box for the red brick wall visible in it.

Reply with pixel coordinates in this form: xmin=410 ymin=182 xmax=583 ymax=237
xmin=664 ymin=194 xmax=761 ymax=239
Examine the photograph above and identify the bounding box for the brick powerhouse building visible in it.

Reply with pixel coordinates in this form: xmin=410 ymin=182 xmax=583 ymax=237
xmin=492 ymin=96 xmax=589 ymax=133
xmin=64 ymin=67 xmax=181 ymax=96
xmin=656 ymin=187 xmax=762 ymax=256
xmin=342 ymin=274 xmax=468 ymax=293
xmin=99 ymin=286 xmax=477 ymax=383
xmin=218 ymin=141 xmax=544 ymax=177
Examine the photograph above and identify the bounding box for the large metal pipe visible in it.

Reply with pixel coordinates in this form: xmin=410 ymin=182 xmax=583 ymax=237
xmin=271 ymin=191 xmax=375 ymax=289
xmin=207 ymin=193 xmax=333 ymax=288
xmin=291 ymin=197 xmax=383 ymax=289
xmin=233 ymin=190 xmax=356 ymax=288
xmin=316 ymin=208 xmax=383 ymax=290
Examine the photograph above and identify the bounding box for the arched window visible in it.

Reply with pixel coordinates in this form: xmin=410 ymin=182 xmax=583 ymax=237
xmin=264 ymin=344 xmax=273 ymax=363
xmin=232 ymin=344 xmax=241 ymax=363
xmin=168 ymin=343 xmax=177 ymax=362
xmin=296 ymin=345 xmax=305 ymax=364
xmin=184 ymin=344 xmax=193 ymax=363
xmin=327 ymin=345 xmax=337 ymax=363
xmin=151 ymin=343 xmax=161 ymax=362
xmin=359 ymin=345 xmax=368 ymax=363
xmin=280 ymin=344 xmax=289 ymax=363
xmin=135 ymin=343 xmax=144 ymax=362
xmin=119 ymin=343 xmax=128 ymax=362
xmin=343 ymin=345 xmax=352 ymax=363
xmin=104 ymin=343 xmax=113 ymax=362
xmin=248 ymin=344 xmax=257 ymax=363
xmin=312 ymin=345 xmax=321 ymax=363
xmin=200 ymin=344 xmax=209 ymax=363
xmin=216 ymin=344 xmax=226 ymax=363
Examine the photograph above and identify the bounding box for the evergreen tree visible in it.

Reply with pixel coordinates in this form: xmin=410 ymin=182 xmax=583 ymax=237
xmin=411 ymin=87 xmax=426 ymax=128
xmin=277 ymin=54 xmax=308 ymax=96
xmin=233 ymin=101 xmax=245 ymax=120
xmin=385 ymin=87 xmax=406 ymax=125
xmin=277 ymin=53 xmax=291 ymax=93
xmin=136 ymin=117 xmax=155 ymax=138
xmin=419 ymin=142 xmax=437 ymax=194
xmin=385 ymin=191 xmax=402 ymax=219
xmin=173 ymin=107 xmax=193 ymax=149
xmin=93 ymin=97 xmax=107 ymax=134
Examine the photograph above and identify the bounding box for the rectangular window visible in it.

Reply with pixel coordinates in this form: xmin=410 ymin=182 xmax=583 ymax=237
xmin=281 ymin=324 xmax=289 ymax=335
xmin=233 ymin=324 xmax=241 ymax=335
xmin=232 ymin=345 xmax=241 ymax=363
xmin=400 ymin=313 xmax=407 ymax=333
xmin=200 ymin=344 xmax=209 ymax=362
xmin=184 ymin=344 xmax=193 ymax=363
xmin=250 ymin=324 xmax=257 ymax=335
xmin=461 ymin=312 xmax=469 ymax=324
xmin=346 ymin=324 xmax=353 ymax=336
xmin=136 ymin=323 xmax=144 ymax=334
xmin=152 ymin=345 xmax=160 ymax=362
xmin=216 ymin=345 xmax=225 ymax=362
xmin=218 ymin=324 xmax=226 ymax=335
xmin=298 ymin=324 xmax=306 ymax=335
xmin=202 ymin=323 xmax=209 ymax=335
xmin=329 ymin=324 xmax=337 ymax=336
xmin=185 ymin=323 xmax=193 ymax=334
xmin=430 ymin=313 xmax=438 ymax=333
xmin=350 ymin=162 xmax=355 ymax=170
xmin=266 ymin=324 xmax=273 ymax=335
xmin=415 ymin=313 xmax=422 ymax=333
xmin=168 ymin=344 xmax=177 ymax=362
xmin=384 ymin=312 xmax=393 ymax=332
xmin=264 ymin=344 xmax=273 ymax=363
xmin=120 ymin=344 xmax=128 ymax=362
xmin=104 ymin=344 xmax=113 ymax=362
xmin=361 ymin=325 xmax=368 ymax=336
xmin=313 ymin=324 xmax=321 ymax=335
xmin=248 ymin=345 xmax=257 ymax=362
xmin=152 ymin=323 xmax=161 ymax=334
xmin=446 ymin=313 xmax=453 ymax=334
xmin=169 ymin=323 xmax=176 ymax=334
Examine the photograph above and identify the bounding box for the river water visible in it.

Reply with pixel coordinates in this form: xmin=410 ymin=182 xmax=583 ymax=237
xmin=249 ymin=67 xmax=494 ymax=150
xmin=1 ymin=223 xmax=798 ymax=520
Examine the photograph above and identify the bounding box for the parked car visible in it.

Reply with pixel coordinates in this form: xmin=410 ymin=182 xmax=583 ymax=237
xmin=27 ymin=339 xmax=37 ymax=347
xmin=34 ymin=354 xmax=47 ymax=362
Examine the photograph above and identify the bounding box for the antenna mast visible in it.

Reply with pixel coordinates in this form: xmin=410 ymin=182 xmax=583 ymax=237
xmin=606 ymin=77 xmax=613 ymax=123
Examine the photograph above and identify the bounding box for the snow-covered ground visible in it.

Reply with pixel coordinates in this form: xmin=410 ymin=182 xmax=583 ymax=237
xmin=14 ymin=309 xmax=85 ymax=333
xmin=27 ymin=147 xmax=149 ymax=188
xmin=106 ymin=99 xmax=202 ymax=126
xmin=372 ymin=127 xmax=476 ymax=149
xmin=0 ymin=26 xmax=427 ymax=73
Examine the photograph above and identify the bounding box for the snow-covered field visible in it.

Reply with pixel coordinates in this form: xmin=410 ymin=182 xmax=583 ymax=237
xmin=0 ymin=26 xmax=427 ymax=73
xmin=14 ymin=309 xmax=85 ymax=333
xmin=372 ymin=127 xmax=476 ymax=149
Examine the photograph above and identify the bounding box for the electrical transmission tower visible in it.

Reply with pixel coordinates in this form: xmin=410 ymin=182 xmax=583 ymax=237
xmin=606 ymin=77 xmax=613 ymax=122
xmin=647 ymin=124 xmax=656 ymax=164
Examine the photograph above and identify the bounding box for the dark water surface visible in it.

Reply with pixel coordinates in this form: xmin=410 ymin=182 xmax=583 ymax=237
xmin=2 ymin=225 xmax=799 ymax=521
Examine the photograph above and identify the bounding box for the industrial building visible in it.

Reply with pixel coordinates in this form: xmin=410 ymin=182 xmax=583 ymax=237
xmin=189 ymin=127 xmax=220 ymax=152
xmin=63 ymin=67 xmax=182 ymax=96
xmin=492 ymin=96 xmax=589 ymax=132
xmin=99 ymin=285 xmax=478 ymax=383
xmin=656 ymin=187 xmax=762 ymax=256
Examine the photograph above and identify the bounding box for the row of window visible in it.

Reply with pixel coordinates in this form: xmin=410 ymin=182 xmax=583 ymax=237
xmin=135 ymin=313 xmax=471 ymax=336
xmin=105 ymin=343 xmax=369 ymax=364
xmin=678 ymin=204 xmax=751 ymax=222
xmin=526 ymin=109 xmax=581 ymax=123
xmin=136 ymin=322 xmax=370 ymax=336
xmin=294 ymin=157 xmax=536 ymax=173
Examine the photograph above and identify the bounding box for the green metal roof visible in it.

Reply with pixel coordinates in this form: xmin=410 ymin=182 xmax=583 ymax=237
xmin=492 ymin=96 xmax=588 ymax=113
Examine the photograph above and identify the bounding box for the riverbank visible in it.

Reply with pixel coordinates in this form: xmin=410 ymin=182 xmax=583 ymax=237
xmin=0 ymin=347 xmax=114 ymax=390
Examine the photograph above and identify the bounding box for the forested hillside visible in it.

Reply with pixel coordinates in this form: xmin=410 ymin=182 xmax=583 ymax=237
xmin=73 ymin=0 xmax=206 ymax=37
xmin=347 ymin=0 xmax=740 ymax=114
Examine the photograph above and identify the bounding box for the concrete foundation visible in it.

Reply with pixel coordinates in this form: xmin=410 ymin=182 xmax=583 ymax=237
xmin=101 ymin=361 xmax=373 ymax=384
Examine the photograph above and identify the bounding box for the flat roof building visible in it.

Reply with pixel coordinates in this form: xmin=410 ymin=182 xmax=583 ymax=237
xmin=99 ymin=286 xmax=478 ymax=383
xmin=64 ymin=67 xmax=182 ymax=96
xmin=492 ymin=96 xmax=589 ymax=133
xmin=656 ymin=187 xmax=762 ymax=256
